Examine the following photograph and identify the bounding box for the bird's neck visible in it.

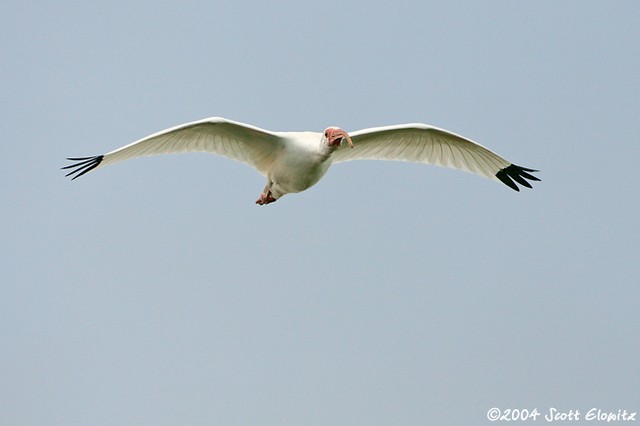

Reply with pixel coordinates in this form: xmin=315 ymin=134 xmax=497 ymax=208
xmin=317 ymin=141 xmax=337 ymax=162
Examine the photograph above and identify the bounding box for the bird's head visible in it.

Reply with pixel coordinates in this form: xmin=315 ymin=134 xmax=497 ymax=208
xmin=323 ymin=127 xmax=353 ymax=149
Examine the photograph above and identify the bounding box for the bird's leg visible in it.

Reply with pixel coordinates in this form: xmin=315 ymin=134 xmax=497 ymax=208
xmin=255 ymin=188 xmax=277 ymax=205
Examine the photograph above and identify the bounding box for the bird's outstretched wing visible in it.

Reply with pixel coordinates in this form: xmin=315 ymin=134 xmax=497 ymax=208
xmin=333 ymin=124 xmax=540 ymax=191
xmin=63 ymin=117 xmax=285 ymax=179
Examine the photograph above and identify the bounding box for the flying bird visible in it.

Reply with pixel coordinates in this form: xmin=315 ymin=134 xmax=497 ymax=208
xmin=63 ymin=117 xmax=540 ymax=205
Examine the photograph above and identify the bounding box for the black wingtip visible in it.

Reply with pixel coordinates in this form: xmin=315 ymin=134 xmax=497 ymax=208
xmin=496 ymin=164 xmax=541 ymax=191
xmin=62 ymin=155 xmax=104 ymax=180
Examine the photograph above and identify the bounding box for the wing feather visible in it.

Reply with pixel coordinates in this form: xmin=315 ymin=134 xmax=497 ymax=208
xmin=333 ymin=124 xmax=539 ymax=190
xmin=63 ymin=117 xmax=285 ymax=178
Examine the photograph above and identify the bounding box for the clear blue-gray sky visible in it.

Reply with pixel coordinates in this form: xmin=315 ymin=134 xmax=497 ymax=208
xmin=2 ymin=1 xmax=639 ymax=425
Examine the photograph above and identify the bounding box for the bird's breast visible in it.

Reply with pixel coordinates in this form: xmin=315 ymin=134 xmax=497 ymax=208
xmin=269 ymin=147 xmax=333 ymax=195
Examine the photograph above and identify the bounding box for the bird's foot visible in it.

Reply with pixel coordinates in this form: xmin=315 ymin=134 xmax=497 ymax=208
xmin=255 ymin=191 xmax=277 ymax=205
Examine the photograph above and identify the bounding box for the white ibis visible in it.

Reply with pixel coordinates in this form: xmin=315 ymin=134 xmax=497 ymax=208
xmin=63 ymin=117 xmax=540 ymax=205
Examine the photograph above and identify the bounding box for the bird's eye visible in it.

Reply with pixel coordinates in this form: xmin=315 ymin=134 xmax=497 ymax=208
xmin=324 ymin=131 xmax=328 ymax=137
